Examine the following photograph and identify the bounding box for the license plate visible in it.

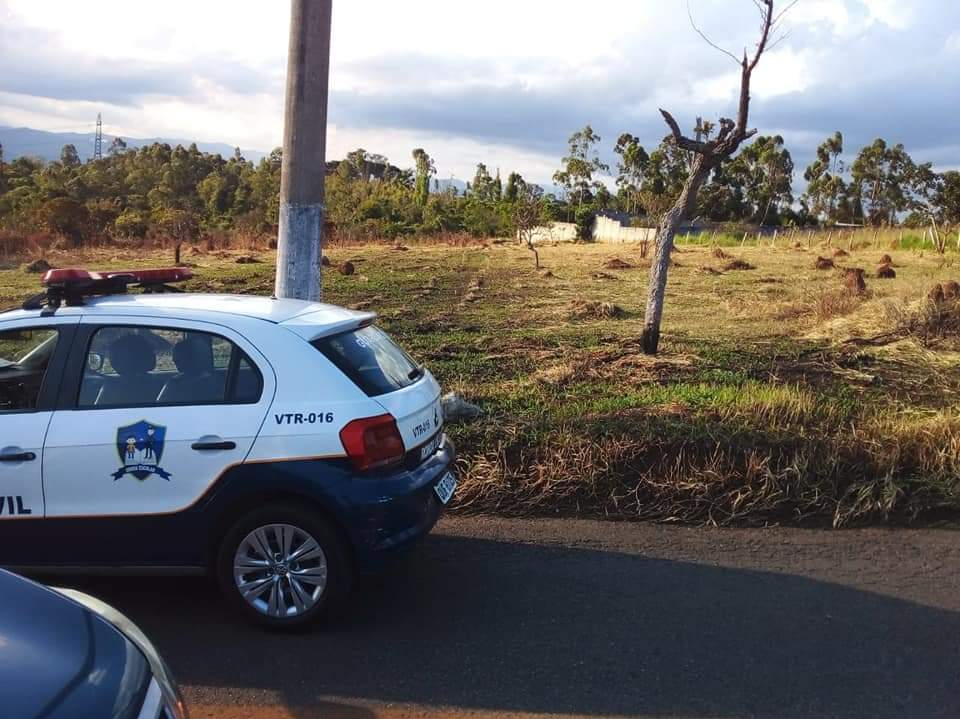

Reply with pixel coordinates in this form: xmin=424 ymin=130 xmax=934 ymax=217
xmin=420 ymin=432 xmax=443 ymax=462
xmin=434 ymin=471 xmax=457 ymax=505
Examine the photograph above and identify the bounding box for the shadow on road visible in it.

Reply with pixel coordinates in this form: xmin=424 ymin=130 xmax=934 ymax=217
xmin=58 ymin=535 xmax=958 ymax=718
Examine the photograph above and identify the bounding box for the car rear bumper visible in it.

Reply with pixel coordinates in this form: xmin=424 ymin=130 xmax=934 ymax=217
xmin=341 ymin=434 xmax=456 ymax=570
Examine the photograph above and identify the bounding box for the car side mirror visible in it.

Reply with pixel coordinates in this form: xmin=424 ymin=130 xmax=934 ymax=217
xmin=87 ymin=352 xmax=104 ymax=372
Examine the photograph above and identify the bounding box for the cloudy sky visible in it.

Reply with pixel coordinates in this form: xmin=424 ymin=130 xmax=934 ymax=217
xmin=1 ymin=0 xmax=958 ymax=185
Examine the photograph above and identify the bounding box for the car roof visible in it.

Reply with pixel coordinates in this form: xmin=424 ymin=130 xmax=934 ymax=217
xmin=2 ymin=293 xmax=375 ymax=333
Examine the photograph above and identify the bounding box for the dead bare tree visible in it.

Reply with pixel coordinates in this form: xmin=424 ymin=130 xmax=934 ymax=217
xmin=641 ymin=0 xmax=792 ymax=354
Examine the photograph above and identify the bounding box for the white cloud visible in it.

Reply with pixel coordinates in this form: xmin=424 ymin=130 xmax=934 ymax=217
xmin=1 ymin=0 xmax=959 ymax=182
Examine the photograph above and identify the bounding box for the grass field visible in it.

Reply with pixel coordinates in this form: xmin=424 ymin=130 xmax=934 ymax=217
xmin=3 ymin=236 xmax=960 ymax=526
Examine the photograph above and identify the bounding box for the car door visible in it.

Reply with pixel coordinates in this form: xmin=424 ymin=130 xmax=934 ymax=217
xmin=0 ymin=318 xmax=78 ymax=524
xmin=42 ymin=317 xmax=275 ymax=520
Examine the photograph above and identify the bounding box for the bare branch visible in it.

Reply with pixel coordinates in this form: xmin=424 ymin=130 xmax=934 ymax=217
xmin=659 ymin=109 xmax=709 ymax=153
xmin=747 ymin=0 xmax=774 ymax=71
xmin=687 ymin=0 xmax=741 ymax=66
xmin=767 ymin=27 xmax=794 ymax=53
xmin=772 ymin=0 xmax=801 ymax=28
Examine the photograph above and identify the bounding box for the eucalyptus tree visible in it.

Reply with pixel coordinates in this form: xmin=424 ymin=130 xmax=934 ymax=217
xmin=850 ymin=139 xmax=937 ymax=227
xmin=553 ymin=125 xmax=609 ymax=212
xmin=412 ymin=148 xmax=435 ymax=207
xmin=614 ymin=133 xmax=649 ymax=213
xmin=727 ymin=134 xmax=794 ymax=224
xmin=803 ymin=131 xmax=846 ymax=223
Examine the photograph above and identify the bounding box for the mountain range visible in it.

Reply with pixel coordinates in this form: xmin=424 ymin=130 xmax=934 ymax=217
xmin=0 ymin=126 xmax=267 ymax=164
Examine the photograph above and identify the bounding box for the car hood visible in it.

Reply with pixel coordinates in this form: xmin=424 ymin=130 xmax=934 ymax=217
xmin=0 ymin=570 xmax=139 ymax=718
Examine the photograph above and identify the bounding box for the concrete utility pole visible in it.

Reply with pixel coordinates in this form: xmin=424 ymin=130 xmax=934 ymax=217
xmin=275 ymin=0 xmax=333 ymax=302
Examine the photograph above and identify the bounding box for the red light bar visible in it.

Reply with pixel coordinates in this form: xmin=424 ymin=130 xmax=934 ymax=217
xmin=42 ymin=267 xmax=193 ymax=287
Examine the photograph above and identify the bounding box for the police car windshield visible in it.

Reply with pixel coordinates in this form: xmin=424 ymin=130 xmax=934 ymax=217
xmin=313 ymin=325 xmax=421 ymax=397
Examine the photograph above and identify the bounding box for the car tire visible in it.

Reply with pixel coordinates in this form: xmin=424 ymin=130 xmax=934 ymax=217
xmin=216 ymin=503 xmax=353 ymax=629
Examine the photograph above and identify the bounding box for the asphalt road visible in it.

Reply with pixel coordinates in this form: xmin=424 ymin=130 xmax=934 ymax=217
xmin=56 ymin=517 xmax=960 ymax=719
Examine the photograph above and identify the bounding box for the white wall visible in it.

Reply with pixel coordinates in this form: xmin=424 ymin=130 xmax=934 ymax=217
xmin=592 ymin=215 xmax=656 ymax=244
xmin=525 ymin=222 xmax=578 ymax=244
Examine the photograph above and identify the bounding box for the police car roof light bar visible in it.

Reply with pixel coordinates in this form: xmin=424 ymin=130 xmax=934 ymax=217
xmin=23 ymin=267 xmax=194 ymax=311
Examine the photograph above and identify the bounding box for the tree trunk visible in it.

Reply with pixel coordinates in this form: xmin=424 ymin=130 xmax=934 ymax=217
xmin=641 ymin=158 xmax=710 ymax=355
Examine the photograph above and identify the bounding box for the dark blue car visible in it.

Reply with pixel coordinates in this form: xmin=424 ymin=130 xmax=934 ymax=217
xmin=0 ymin=569 xmax=187 ymax=719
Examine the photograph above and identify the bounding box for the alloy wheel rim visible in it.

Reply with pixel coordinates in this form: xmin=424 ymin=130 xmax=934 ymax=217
xmin=233 ymin=523 xmax=328 ymax=618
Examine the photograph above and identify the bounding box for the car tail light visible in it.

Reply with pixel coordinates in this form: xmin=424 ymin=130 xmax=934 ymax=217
xmin=339 ymin=415 xmax=406 ymax=472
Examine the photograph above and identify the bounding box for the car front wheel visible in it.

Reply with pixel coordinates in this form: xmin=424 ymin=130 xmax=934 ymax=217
xmin=216 ymin=504 xmax=352 ymax=629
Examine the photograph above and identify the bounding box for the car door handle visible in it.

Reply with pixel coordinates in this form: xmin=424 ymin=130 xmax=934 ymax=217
xmin=0 ymin=452 xmax=36 ymax=462
xmin=191 ymin=441 xmax=236 ymax=451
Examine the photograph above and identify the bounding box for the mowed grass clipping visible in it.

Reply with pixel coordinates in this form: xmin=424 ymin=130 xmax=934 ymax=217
xmin=2 ymin=238 xmax=960 ymax=526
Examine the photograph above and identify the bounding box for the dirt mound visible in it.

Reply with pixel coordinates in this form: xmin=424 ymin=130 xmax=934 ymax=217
xmin=843 ymin=268 xmax=867 ymax=296
xmin=815 ymin=256 xmax=835 ymax=270
xmin=712 ymin=248 xmax=731 ymax=260
xmin=235 ymin=255 xmax=261 ymax=264
xmin=602 ymin=258 xmax=634 ymax=270
xmin=723 ymin=259 xmax=755 ymax=271
xmin=338 ymin=261 xmax=355 ymax=276
xmin=879 ymin=254 xmax=893 ymax=266
xmin=876 ymin=264 xmax=896 ymax=279
xmin=23 ymin=258 xmax=52 ymax=274
xmin=833 ymin=249 xmax=849 ymax=258
xmin=930 ymin=281 xmax=960 ymax=304
xmin=569 ymin=301 xmax=625 ymax=320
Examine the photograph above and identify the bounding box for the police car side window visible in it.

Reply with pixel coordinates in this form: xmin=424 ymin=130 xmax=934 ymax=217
xmin=79 ymin=327 xmax=262 ymax=408
xmin=0 ymin=328 xmax=59 ymax=412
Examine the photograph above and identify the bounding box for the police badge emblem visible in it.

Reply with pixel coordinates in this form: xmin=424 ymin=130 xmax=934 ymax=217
xmin=113 ymin=420 xmax=172 ymax=481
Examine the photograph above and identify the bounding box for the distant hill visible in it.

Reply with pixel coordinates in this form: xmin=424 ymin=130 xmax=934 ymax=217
xmin=0 ymin=126 xmax=267 ymax=164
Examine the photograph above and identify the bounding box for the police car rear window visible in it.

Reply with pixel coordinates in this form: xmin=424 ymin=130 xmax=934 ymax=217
xmin=312 ymin=326 xmax=422 ymax=397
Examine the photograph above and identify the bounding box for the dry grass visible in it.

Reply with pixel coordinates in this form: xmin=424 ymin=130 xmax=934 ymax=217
xmin=3 ymin=240 xmax=960 ymax=526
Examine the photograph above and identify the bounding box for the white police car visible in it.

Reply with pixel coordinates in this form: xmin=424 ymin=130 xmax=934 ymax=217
xmin=0 ymin=267 xmax=456 ymax=628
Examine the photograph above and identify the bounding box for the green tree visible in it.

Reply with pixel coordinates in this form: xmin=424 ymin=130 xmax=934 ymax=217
xmin=850 ymin=139 xmax=931 ymax=226
xmin=803 ymin=131 xmax=845 ymax=223
xmin=412 ymin=148 xmax=435 ymax=207
xmin=39 ymin=197 xmax=89 ymax=245
xmin=935 ymin=171 xmax=960 ymax=225
xmin=726 ymin=135 xmax=794 ymax=224
xmin=470 ymin=163 xmax=499 ymax=202
xmin=553 ymin=125 xmax=609 ymax=212
xmin=614 ymin=133 xmax=649 ymax=213
xmin=60 ymin=144 xmax=81 ymax=169
xmin=504 ymin=172 xmax=523 ymax=202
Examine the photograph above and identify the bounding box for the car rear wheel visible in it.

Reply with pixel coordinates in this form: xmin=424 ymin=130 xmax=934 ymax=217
xmin=216 ymin=504 xmax=352 ymax=628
